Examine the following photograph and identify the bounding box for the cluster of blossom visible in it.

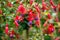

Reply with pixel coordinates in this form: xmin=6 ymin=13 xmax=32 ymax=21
xmin=1 ymin=0 xmax=59 ymax=37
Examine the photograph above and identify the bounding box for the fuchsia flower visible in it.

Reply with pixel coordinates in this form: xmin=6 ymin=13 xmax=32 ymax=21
xmin=29 ymin=0 xmax=34 ymax=5
xmin=27 ymin=9 xmax=41 ymax=28
xmin=28 ymin=9 xmax=37 ymax=20
xmin=58 ymin=4 xmax=60 ymax=11
xmin=14 ymin=15 xmax=24 ymax=22
xmin=10 ymin=31 xmax=14 ymax=38
xmin=11 ymin=30 xmax=15 ymax=35
xmin=28 ymin=10 xmax=33 ymax=17
xmin=47 ymin=23 xmax=54 ymax=34
xmin=50 ymin=0 xmax=55 ymax=6
xmin=55 ymin=37 xmax=60 ymax=40
xmin=27 ymin=16 xmax=34 ymax=21
xmin=50 ymin=0 xmax=57 ymax=11
xmin=34 ymin=3 xmax=40 ymax=13
xmin=55 ymin=17 xmax=59 ymax=22
xmin=27 ymin=10 xmax=34 ymax=21
xmin=18 ymin=16 xmax=24 ymax=21
xmin=42 ymin=0 xmax=49 ymax=11
xmin=35 ymin=13 xmax=40 ymax=27
xmin=7 ymin=2 xmax=13 ymax=7
xmin=17 ymin=3 xmax=26 ymax=14
xmin=0 ymin=10 xmax=2 ymax=14
xmin=14 ymin=16 xmax=19 ymax=21
xmin=42 ymin=1 xmax=46 ymax=8
xmin=47 ymin=13 xmax=51 ymax=19
xmin=35 ymin=20 xmax=40 ymax=28
xmin=14 ymin=15 xmax=24 ymax=28
xmin=9 ymin=30 xmax=15 ymax=38
xmin=33 ymin=13 xmax=37 ymax=18
xmin=14 ymin=21 xmax=19 ymax=27
xmin=5 ymin=24 xmax=9 ymax=35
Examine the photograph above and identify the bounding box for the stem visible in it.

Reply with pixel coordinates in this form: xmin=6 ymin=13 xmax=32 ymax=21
xmin=40 ymin=25 xmax=44 ymax=40
xmin=26 ymin=29 xmax=29 ymax=40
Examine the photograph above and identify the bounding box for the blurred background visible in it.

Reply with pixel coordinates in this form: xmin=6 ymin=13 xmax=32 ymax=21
xmin=0 ymin=0 xmax=60 ymax=40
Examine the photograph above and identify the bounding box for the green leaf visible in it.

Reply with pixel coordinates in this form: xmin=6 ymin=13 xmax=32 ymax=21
xmin=58 ymin=12 xmax=60 ymax=21
xmin=44 ymin=35 xmax=51 ymax=40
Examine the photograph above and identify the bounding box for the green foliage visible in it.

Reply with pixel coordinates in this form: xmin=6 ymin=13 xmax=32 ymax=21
xmin=58 ymin=12 xmax=60 ymax=21
xmin=0 ymin=0 xmax=60 ymax=40
xmin=44 ymin=35 xmax=51 ymax=40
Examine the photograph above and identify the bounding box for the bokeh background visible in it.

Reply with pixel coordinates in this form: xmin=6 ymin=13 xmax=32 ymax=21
xmin=0 ymin=0 xmax=60 ymax=40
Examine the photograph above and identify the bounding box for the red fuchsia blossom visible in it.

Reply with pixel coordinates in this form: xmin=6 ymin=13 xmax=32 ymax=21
xmin=17 ymin=3 xmax=26 ymax=14
xmin=5 ymin=24 xmax=9 ymax=35
xmin=9 ymin=31 xmax=14 ymax=38
xmin=27 ymin=10 xmax=34 ymax=21
xmin=42 ymin=0 xmax=48 ymax=11
xmin=28 ymin=9 xmax=36 ymax=18
xmin=9 ymin=30 xmax=15 ymax=38
xmin=47 ymin=13 xmax=51 ymax=19
xmin=34 ymin=3 xmax=40 ymax=13
xmin=35 ymin=20 xmax=40 ymax=28
xmin=50 ymin=0 xmax=55 ymax=7
xmin=0 ymin=10 xmax=2 ymax=14
xmin=33 ymin=13 xmax=37 ymax=18
xmin=55 ymin=17 xmax=59 ymax=22
xmin=42 ymin=1 xmax=46 ymax=9
xmin=11 ymin=30 xmax=15 ymax=35
xmin=14 ymin=21 xmax=19 ymax=28
xmin=50 ymin=0 xmax=57 ymax=10
xmin=35 ymin=12 xmax=40 ymax=28
xmin=29 ymin=0 xmax=34 ymax=5
xmin=18 ymin=16 xmax=24 ymax=21
xmin=58 ymin=4 xmax=60 ymax=11
xmin=34 ymin=17 xmax=38 ymax=20
xmin=14 ymin=16 xmax=19 ymax=21
xmin=47 ymin=23 xmax=54 ymax=34
xmin=55 ymin=37 xmax=60 ymax=40
xmin=28 ymin=10 xmax=37 ymax=20
xmin=51 ymin=5 xmax=57 ymax=11
xmin=28 ymin=10 xmax=33 ymax=17
xmin=14 ymin=15 xmax=24 ymax=22
xmin=5 ymin=27 xmax=9 ymax=35
xmin=7 ymin=2 xmax=13 ymax=7
xmin=27 ymin=16 xmax=34 ymax=21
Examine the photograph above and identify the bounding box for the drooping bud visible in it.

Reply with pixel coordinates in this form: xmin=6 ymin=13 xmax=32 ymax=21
xmin=0 ymin=10 xmax=2 ymax=14
xmin=14 ymin=21 xmax=19 ymax=28
xmin=5 ymin=24 xmax=9 ymax=35
xmin=47 ymin=13 xmax=51 ymax=19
